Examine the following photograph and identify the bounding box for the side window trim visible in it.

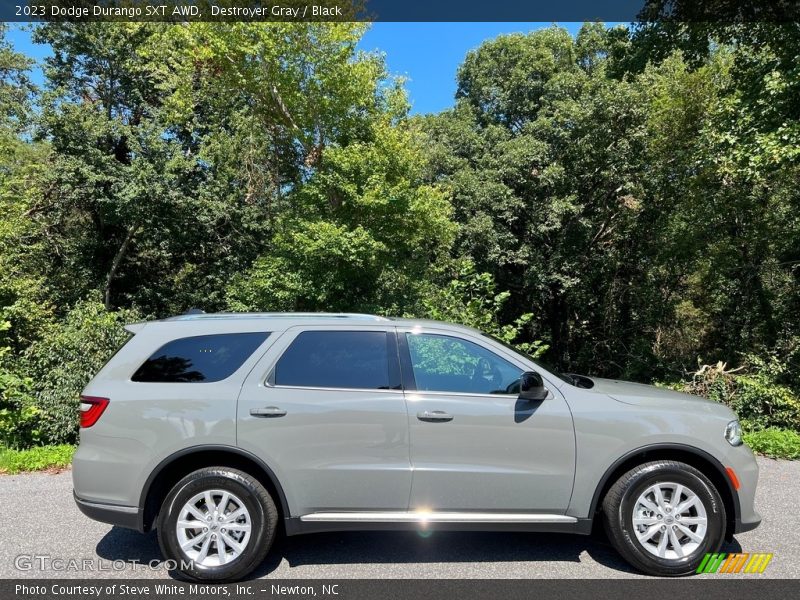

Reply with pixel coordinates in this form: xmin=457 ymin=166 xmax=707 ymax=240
xmin=386 ymin=330 xmax=403 ymax=391
xmin=397 ymin=329 xmax=417 ymax=391
xmin=266 ymin=328 xmax=403 ymax=392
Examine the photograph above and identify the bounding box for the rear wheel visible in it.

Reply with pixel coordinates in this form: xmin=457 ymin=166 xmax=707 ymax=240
xmin=602 ymin=460 xmax=726 ymax=576
xmin=157 ymin=467 xmax=277 ymax=581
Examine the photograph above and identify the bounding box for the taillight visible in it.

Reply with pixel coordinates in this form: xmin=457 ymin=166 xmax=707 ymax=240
xmin=80 ymin=396 xmax=109 ymax=428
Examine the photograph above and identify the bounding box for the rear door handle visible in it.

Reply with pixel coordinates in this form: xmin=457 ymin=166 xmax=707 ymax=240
xmin=417 ymin=410 xmax=453 ymax=422
xmin=250 ymin=406 xmax=287 ymax=418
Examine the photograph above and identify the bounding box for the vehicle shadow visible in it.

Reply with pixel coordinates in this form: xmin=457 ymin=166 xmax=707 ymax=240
xmin=95 ymin=527 xmax=163 ymax=565
xmin=96 ymin=527 xmax=744 ymax=579
xmin=250 ymin=530 xmax=636 ymax=578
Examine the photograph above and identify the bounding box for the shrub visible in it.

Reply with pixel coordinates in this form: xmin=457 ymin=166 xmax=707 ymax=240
xmin=743 ymin=429 xmax=800 ymax=460
xmin=674 ymin=354 xmax=800 ymax=432
xmin=0 ymin=320 xmax=41 ymax=448
xmin=22 ymin=301 xmax=140 ymax=445
xmin=0 ymin=366 xmax=39 ymax=449
xmin=0 ymin=444 xmax=75 ymax=474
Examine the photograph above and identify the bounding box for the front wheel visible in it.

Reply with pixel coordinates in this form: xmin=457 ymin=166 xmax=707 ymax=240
xmin=157 ymin=467 xmax=278 ymax=581
xmin=602 ymin=460 xmax=726 ymax=576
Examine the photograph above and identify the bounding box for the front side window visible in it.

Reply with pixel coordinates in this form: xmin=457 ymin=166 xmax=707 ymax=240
xmin=132 ymin=332 xmax=269 ymax=383
xmin=406 ymin=333 xmax=522 ymax=395
xmin=274 ymin=331 xmax=391 ymax=390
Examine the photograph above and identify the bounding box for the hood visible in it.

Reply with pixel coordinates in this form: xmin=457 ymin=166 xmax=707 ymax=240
xmin=585 ymin=376 xmax=729 ymax=414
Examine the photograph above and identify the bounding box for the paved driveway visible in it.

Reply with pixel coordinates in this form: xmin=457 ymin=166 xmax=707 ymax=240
xmin=0 ymin=457 xmax=795 ymax=579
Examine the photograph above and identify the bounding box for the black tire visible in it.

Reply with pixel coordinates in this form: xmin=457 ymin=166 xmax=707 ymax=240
xmin=157 ymin=467 xmax=278 ymax=582
xmin=602 ymin=460 xmax=726 ymax=576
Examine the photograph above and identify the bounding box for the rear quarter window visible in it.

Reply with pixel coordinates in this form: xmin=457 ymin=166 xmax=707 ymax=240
xmin=132 ymin=332 xmax=269 ymax=383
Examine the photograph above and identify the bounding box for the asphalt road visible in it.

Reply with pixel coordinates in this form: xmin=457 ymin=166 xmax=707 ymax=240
xmin=0 ymin=456 xmax=796 ymax=579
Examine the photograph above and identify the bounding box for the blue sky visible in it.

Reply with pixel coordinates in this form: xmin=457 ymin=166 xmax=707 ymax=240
xmin=7 ymin=22 xmax=590 ymax=115
xmin=359 ymin=22 xmax=585 ymax=113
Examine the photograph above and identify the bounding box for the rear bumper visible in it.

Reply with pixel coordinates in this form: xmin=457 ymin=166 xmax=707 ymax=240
xmin=73 ymin=490 xmax=143 ymax=532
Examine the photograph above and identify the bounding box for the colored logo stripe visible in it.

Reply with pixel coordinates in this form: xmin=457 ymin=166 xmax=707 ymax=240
xmin=696 ymin=553 xmax=713 ymax=573
xmin=696 ymin=553 xmax=773 ymax=574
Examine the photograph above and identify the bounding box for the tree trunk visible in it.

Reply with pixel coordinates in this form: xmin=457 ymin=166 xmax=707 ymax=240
xmin=104 ymin=223 xmax=139 ymax=310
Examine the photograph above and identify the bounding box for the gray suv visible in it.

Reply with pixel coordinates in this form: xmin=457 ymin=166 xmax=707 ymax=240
xmin=73 ymin=312 xmax=760 ymax=580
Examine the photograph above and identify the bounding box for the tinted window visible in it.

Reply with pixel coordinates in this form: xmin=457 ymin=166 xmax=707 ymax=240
xmin=132 ymin=332 xmax=269 ymax=383
xmin=275 ymin=331 xmax=390 ymax=389
xmin=406 ymin=333 xmax=522 ymax=394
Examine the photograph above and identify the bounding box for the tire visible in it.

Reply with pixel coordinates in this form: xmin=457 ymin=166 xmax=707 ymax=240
xmin=602 ymin=460 xmax=726 ymax=576
xmin=157 ymin=467 xmax=278 ymax=582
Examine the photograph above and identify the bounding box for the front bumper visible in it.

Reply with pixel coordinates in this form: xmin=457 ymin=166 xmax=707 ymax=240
xmin=73 ymin=490 xmax=143 ymax=531
xmin=724 ymin=442 xmax=762 ymax=537
xmin=735 ymin=512 xmax=762 ymax=534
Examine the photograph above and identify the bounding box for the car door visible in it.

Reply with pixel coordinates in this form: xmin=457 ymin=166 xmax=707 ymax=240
xmin=237 ymin=326 xmax=411 ymax=517
xmin=400 ymin=328 xmax=576 ymax=513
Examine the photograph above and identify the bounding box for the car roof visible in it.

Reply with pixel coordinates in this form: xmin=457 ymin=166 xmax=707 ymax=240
xmin=125 ymin=312 xmax=481 ymax=335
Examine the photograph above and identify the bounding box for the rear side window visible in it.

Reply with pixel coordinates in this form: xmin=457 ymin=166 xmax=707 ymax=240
xmin=274 ymin=331 xmax=391 ymax=390
xmin=132 ymin=332 xmax=269 ymax=383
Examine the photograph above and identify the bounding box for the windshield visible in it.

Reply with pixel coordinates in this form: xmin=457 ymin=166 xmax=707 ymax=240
xmin=484 ymin=334 xmax=576 ymax=386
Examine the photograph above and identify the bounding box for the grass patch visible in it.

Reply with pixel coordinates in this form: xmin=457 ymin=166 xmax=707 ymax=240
xmin=744 ymin=428 xmax=800 ymax=460
xmin=0 ymin=444 xmax=75 ymax=474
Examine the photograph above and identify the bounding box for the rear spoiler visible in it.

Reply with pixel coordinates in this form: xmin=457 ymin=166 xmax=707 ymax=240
xmin=124 ymin=308 xmax=203 ymax=334
xmin=124 ymin=322 xmax=147 ymax=335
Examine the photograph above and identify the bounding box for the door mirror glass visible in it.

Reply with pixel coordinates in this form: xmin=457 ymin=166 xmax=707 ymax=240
xmin=519 ymin=371 xmax=547 ymax=401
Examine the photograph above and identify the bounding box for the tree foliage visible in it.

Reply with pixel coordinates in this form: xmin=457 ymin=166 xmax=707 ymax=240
xmin=0 ymin=22 xmax=799 ymax=446
xmin=420 ymin=23 xmax=800 ymax=384
xmin=22 ymin=300 xmax=140 ymax=444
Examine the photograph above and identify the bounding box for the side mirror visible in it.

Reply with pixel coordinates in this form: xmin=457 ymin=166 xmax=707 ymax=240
xmin=519 ymin=371 xmax=547 ymax=401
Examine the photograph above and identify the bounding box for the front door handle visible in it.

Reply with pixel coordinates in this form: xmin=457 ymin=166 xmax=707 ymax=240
xmin=417 ymin=410 xmax=453 ymax=422
xmin=250 ymin=406 xmax=287 ymax=418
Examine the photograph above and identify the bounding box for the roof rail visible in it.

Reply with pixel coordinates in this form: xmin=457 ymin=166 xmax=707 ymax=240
xmin=164 ymin=312 xmax=389 ymax=322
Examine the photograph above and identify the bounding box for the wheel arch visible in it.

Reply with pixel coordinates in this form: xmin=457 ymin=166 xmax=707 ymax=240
xmin=589 ymin=443 xmax=739 ymax=539
xmin=138 ymin=445 xmax=290 ymax=533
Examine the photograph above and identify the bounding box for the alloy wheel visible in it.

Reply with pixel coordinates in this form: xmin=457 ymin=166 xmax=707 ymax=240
xmin=632 ymin=481 xmax=708 ymax=560
xmin=175 ymin=489 xmax=252 ymax=567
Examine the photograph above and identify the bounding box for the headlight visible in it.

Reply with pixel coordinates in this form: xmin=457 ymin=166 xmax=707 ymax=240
xmin=725 ymin=420 xmax=743 ymax=446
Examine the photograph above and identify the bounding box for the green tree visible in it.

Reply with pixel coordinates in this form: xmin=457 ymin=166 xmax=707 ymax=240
xmin=422 ymin=22 xmax=800 ymax=385
xmin=226 ymin=116 xmax=455 ymax=314
xmin=422 ymin=25 xmax=652 ymax=373
xmin=187 ymin=24 xmax=457 ymax=313
xmin=614 ymin=23 xmax=800 ymax=374
xmin=33 ymin=23 xmax=210 ymax=313
xmin=0 ymin=24 xmax=55 ymax=351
